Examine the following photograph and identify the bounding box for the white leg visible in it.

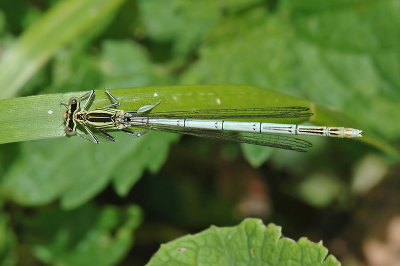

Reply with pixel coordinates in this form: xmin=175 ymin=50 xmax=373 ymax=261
xmin=104 ymin=89 xmax=121 ymax=108
xmin=81 ymin=90 xmax=95 ymax=111
xmin=76 ymin=124 xmax=99 ymax=143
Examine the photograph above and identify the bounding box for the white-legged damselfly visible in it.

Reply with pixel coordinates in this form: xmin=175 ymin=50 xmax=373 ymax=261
xmin=62 ymin=90 xmax=362 ymax=152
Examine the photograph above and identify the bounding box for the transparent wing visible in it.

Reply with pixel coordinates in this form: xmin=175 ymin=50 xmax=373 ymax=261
xmin=127 ymin=124 xmax=312 ymax=152
xmin=128 ymin=106 xmax=312 ymax=119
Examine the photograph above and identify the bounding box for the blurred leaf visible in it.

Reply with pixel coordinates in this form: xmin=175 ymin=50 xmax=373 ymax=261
xmin=112 ymin=132 xmax=180 ymax=196
xmin=0 ymin=212 xmax=16 ymax=266
xmin=182 ymin=1 xmax=400 ymax=151
xmin=147 ymin=218 xmax=340 ymax=265
xmin=181 ymin=9 xmax=293 ymax=89
xmin=137 ymin=0 xmax=263 ymax=57
xmin=100 ymin=40 xmax=164 ymax=87
xmin=296 ymin=174 xmax=345 ymax=208
xmin=60 ymin=132 xmax=178 ymax=208
xmin=0 ymin=0 xmax=33 ymax=33
xmin=0 ymin=132 xmax=177 ymax=209
xmin=351 ymin=154 xmax=388 ymax=195
xmin=282 ymin=0 xmax=400 ymax=140
xmin=20 ymin=5 xmax=42 ymax=31
xmin=0 ymin=0 xmax=126 ymax=99
xmin=137 ymin=0 xmax=220 ymax=57
xmin=0 ymin=10 xmax=6 ymax=35
xmin=241 ymin=143 xmax=273 ymax=168
xmin=132 ymin=168 xmax=238 ymax=228
xmin=48 ymin=48 xmax=102 ymax=93
xmin=49 ymin=39 xmax=164 ymax=92
xmin=99 ymin=1 xmax=139 ymax=40
xmin=21 ymin=204 xmax=142 ymax=266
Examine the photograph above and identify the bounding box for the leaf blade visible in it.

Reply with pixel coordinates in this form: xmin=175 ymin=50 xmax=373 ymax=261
xmin=147 ymin=218 xmax=340 ymax=266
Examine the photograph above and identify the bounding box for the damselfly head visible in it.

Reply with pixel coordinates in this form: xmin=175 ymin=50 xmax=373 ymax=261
xmin=68 ymin=97 xmax=79 ymax=105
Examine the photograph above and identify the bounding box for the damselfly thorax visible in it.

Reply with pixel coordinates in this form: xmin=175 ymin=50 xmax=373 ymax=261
xmin=73 ymin=108 xmax=124 ymax=129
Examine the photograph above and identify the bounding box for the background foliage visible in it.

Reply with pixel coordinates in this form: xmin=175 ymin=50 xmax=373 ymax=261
xmin=0 ymin=0 xmax=399 ymax=265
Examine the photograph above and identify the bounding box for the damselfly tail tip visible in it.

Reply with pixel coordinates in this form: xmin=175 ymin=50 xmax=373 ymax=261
xmin=353 ymin=129 xmax=362 ymax=138
xmin=344 ymin=128 xmax=362 ymax=138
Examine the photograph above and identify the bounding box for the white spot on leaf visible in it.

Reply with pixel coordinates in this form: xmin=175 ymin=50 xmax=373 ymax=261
xmin=177 ymin=248 xmax=186 ymax=253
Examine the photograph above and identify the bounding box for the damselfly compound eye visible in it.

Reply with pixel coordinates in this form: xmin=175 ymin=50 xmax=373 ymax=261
xmin=68 ymin=97 xmax=78 ymax=105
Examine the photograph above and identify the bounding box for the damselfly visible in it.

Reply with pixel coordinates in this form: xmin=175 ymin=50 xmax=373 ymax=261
xmin=62 ymin=90 xmax=362 ymax=152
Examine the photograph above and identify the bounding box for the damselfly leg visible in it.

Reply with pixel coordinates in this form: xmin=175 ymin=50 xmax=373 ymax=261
xmin=97 ymin=128 xmax=116 ymax=142
xmin=81 ymin=90 xmax=94 ymax=109
xmin=77 ymin=124 xmax=100 ymax=143
xmin=120 ymin=128 xmax=150 ymax=137
xmin=104 ymin=89 xmax=121 ymax=108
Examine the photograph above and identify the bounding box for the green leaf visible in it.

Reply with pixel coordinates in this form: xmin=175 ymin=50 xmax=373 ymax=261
xmin=0 ymin=0 xmax=34 ymax=33
xmin=49 ymin=48 xmax=102 ymax=94
xmin=0 ymin=132 xmax=178 ymax=209
xmin=240 ymin=143 xmax=273 ymax=168
xmin=0 ymin=212 xmax=16 ymax=266
xmin=112 ymin=132 xmax=180 ymax=196
xmin=100 ymin=40 xmax=164 ymax=87
xmin=0 ymin=0 xmax=126 ymax=99
xmin=137 ymin=0 xmax=263 ymax=57
xmin=137 ymin=0 xmax=220 ymax=57
xmin=21 ymin=204 xmax=142 ymax=266
xmin=147 ymin=218 xmax=340 ymax=266
xmin=296 ymin=174 xmax=344 ymax=208
xmin=0 ymin=10 xmax=6 ymax=35
xmin=181 ymin=9 xmax=293 ymax=90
